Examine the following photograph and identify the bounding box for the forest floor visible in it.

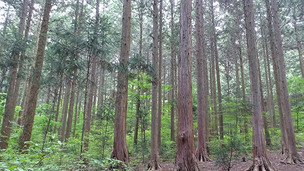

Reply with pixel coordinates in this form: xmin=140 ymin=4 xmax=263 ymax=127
xmin=137 ymin=151 xmax=304 ymax=171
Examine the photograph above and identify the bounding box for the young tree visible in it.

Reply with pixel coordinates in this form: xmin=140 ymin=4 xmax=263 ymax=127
xmin=19 ymin=0 xmax=53 ymax=150
xmin=175 ymin=0 xmax=199 ymax=170
xmin=195 ymin=0 xmax=210 ymax=162
xmin=111 ymin=0 xmax=132 ymax=164
xmin=243 ymin=0 xmax=275 ymax=170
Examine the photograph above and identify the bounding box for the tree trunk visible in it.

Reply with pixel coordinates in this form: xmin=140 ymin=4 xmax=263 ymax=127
xmin=264 ymin=0 xmax=287 ymax=155
xmin=18 ymin=0 xmax=53 ymax=151
xmin=157 ymin=0 xmax=163 ymax=152
xmin=211 ymin=0 xmax=223 ymax=140
xmin=170 ymin=0 xmax=176 ymax=142
xmin=59 ymin=79 xmax=71 ymax=141
xmin=0 ymin=0 xmax=29 ymax=149
xmin=147 ymin=0 xmax=160 ymax=169
xmin=293 ymin=16 xmax=304 ymax=78
xmin=111 ymin=0 xmax=131 ymax=164
xmin=175 ymin=0 xmax=199 ymax=170
xmin=271 ymin=0 xmax=302 ymax=163
xmin=243 ymin=0 xmax=275 ymax=170
xmin=195 ymin=0 xmax=210 ymax=162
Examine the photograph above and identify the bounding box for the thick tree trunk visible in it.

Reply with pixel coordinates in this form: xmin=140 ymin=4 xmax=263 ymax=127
xmin=195 ymin=0 xmax=210 ymax=162
xmin=0 ymin=0 xmax=29 ymax=149
xmin=18 ymin=0 xmax=52 ymax=151
xmin=175 ymin=0 xmax=199 ymax=170
xmin=147 ymin=0 xmax=160 ymax=169
xmin=243 ymin=0 xmax=275 ymax=170
xmin=111 ymin=0 xmax=131 ymax=164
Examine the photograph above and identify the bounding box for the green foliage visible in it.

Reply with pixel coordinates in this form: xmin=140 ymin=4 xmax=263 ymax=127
xmin=210 ymin=135 xmax=247 ymax=171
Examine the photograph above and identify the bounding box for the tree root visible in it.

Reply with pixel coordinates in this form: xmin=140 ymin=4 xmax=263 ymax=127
xmin=245 ymin=156 xmax=276 ymax=171
xmin=196 ymin=153 xmax=212 ymax=162
xmin=280 ymin=152 xmax=304 ymax=164
xmin=147 ymin=161 xmax=162 ymax=171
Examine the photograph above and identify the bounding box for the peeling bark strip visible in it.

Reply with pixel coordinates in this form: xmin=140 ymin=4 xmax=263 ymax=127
xmin=111 ymin=0 xmax=131 ymax=164
xmin=174 ymin=0 xmax=199 ymax=170
xmin=19 ymin=0 xmax=53 ymax=151
xmin=243 ymin=0 xmax=275 ymax=170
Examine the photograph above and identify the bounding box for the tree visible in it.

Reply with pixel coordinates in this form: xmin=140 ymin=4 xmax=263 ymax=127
xmin=243 ymin=0 xmax=275 ymax=170
xmin=169 ymin=0 xmax=176 ymax=142
xmin=19 ymin=0 xmax=53 ymax=150
xmin=0 ymin=0 xmax=29 ymax=149
xmin=270 ymin=0 xmax=303 ymax=163
xmin=195 ymin=0 xmax=210 ymax=162
xmin=175 ymin=0 xmax=200 ymax=170
xmin=147 ymin=0 xmax=160 ymax=169
xmin=111 ymin=0 xmax=132 ymax=164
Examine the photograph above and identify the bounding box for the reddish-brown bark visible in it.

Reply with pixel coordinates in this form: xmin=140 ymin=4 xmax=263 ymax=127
xmin=0 ymin=0 xmax=29 ymax=149
xmin=174 ymin=0 xmax=199 ymax=170
xmin=111 ymin=0 xmax=131 ymax=164
xmin=243 ymin=0 xmax=275 ymax=170
xmin=195 ymin=0 xmax=210 ymax=162
xmin=18 ymin=0 xmax=53 ymax=150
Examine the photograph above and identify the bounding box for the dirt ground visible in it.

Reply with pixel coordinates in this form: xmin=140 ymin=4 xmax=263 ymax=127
xmin=138 ymin=151 xmax=304 ymax=171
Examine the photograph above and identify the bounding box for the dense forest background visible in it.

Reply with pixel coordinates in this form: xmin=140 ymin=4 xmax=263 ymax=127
xmin=0 ymin=0 xmax=304 ymax=170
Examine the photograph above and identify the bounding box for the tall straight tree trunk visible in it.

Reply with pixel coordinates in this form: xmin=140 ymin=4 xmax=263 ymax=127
xmin=175 ymin=0 xmax=199 ymax=170
xmin=157 ymin=0 xmax=163 ymax=151
xmin=271 ymin=0 xmax=302 ymax=163
xmin=0 ymin=6 xmax=10 ymax=92
xmin=65 ymin=70 xmax=77 ymax=141
xmin=0 ymin=0 xmax=29 ymax=149
xmin=264 ymin=0 xmax=287 ymax=154
xmin=73 ymin=88 xmax=80 ymax=137
xmin=243 ymin=0 xmax=275 ymax=170
xmin=84 ymin=0 xmax=99 ymax=151
xmin=147 ymin=0 xmax=160 ymax=169
xmin=18 ymin=0 xmax=53 ymax=150
xmin=210 ymin=0 xmax=223 ymax=139
xmin=293 ymin=15 xmax=304 ymax=78
xmin=170 ymin=0 xmax=176 ymax=142
xmin=210 ymin=42 xmax=218 ymax=136
xmin=134 ymin=0 xmax=144 ymax=146
xmin=13 ymin=0 xmax=34 ymax=114
xmin=111 ymin=0 xmax=131 ymax=164
xmin=65 ymin=0 xmax=80 ymax=141
xmin=195 ymin=0 xmax=210 ymax=162
xmin=59 ymin=80 xmax=71 ymax=141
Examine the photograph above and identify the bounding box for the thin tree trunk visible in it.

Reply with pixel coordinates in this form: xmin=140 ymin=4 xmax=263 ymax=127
xmin=157 ymin=0 xmax=163 ymax=151
xmin=73 ymin=87 xmax=80 ymax=137
xmin=18 ymin=0 xmax=53 ymax=151
xmin=111 ymin=0 xmax=131 ymax=164
xmin=0 ymin=0 xmax=29 ymax=149
xmin=175 ymin=0 xmax=199 ymax=170
xmin=211 ymin=0 xmax=223 ymax=140
xmin=170 ymin=0 xmax=176 ymax=142
xmin=293 ymin=16 xmax=304 ymax=78
xmin=59 ymin=79 xmax=71 ymax=141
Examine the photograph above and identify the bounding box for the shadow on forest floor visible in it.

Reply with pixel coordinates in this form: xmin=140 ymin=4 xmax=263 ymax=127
xmin=137 ymin=151 xmax=304 ymax=171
